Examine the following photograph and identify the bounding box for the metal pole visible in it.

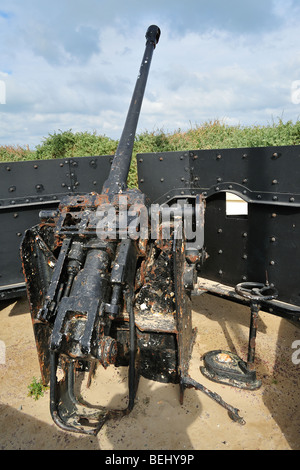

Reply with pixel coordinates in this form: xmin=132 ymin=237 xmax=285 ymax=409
xmin=246 ymin=301 xmax=260 ymax=369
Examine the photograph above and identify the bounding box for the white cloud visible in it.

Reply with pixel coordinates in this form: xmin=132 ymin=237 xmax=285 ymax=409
xmin=0 ymin=1 xmax=300 ymax=148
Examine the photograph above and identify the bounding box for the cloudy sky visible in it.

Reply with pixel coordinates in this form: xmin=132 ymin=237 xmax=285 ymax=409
xmin=1 ymin=0 xmax=300 ymax=148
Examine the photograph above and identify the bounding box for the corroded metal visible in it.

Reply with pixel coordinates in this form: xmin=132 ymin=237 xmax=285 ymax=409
xmin=21 ymin=25 xmax=200 ymax=435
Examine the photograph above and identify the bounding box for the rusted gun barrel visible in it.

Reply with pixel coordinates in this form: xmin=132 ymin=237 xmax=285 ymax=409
xmin=102 ymin=25 xmax=160 ymax=196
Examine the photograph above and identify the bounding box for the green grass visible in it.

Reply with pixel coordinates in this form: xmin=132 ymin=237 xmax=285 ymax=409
xmin=27 ymin=377 xmax=48 ymax=401
xmin=1 ymin=119 xmax=300 ymax=188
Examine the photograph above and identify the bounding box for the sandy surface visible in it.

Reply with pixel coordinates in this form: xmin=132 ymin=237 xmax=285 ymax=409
xmin=0 ymin=293 xmax=299 ymax=451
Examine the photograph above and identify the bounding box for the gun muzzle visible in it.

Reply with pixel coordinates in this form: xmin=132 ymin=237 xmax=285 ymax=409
xmin=102 ymin=25 xmax=160 ymax=197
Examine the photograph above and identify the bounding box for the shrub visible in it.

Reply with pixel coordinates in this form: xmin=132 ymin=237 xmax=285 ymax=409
xmin=2 ymin=119 xmax=300 ymax=188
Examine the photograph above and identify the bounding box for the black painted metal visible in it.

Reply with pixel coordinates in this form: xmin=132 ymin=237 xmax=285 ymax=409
xmin=201 ymin=196 xmax=300 ymax=313
xmin=137 ymin=146 xmax=300 ymax=319
xmin=102 ymin=25 xmax=160 ymax=196
xmin=0 ymin=155 xmax=112 ymax=205
xmin=137 ymin=145 xmax=300 ymax=206
xmin=0 ymin=155 xmax=112 ymax=299
xmin=2 ymin=144 xmax=300 ymax=316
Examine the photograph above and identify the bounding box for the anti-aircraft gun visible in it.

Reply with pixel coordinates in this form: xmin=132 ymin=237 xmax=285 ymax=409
xmin=20 ymin=26 xmax=298 ymax=435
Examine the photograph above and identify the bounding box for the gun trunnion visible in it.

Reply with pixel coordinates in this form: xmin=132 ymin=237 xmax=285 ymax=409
xmin=19 ymin=26 xmax=300 ymax=435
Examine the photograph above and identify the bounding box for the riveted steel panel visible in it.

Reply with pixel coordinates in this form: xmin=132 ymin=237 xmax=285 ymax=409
xmin=0 ymin=155 xmax=112 ymax=299
xmin=137 ymin=145 xmax=300 ymax=206
xmin=137 ymin=146 xmax=300 ymax=315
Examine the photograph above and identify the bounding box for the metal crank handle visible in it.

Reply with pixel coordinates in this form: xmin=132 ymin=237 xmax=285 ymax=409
xmin=235 ymin=282 xmax=278 ymax=302
xmin=181 ymin=376 xmax=246 ymax=425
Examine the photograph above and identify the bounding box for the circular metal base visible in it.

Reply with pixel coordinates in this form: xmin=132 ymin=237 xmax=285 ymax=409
xmin=200 ymin=350 xmax=262 ymax=391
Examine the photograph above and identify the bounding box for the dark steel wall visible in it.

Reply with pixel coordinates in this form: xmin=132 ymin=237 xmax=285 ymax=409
xmin=1 ymin=145 xmax=300 ymax=311
xmin=0 ymin=155 xmax=112 ymax=299
xmin=137 ymin=145 xmax=300 ymax=309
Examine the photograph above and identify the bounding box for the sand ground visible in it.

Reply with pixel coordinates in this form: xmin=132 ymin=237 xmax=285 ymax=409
xmin=0 ymin=292 xmax=299 ymax=450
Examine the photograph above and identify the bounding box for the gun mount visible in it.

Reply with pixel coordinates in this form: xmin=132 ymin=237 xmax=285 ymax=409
xmin=16 ymin=26 xmax=299 ymax=435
